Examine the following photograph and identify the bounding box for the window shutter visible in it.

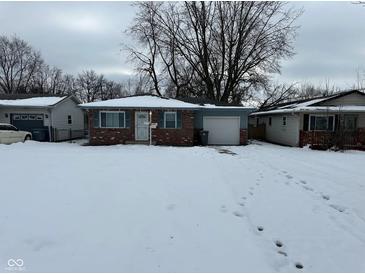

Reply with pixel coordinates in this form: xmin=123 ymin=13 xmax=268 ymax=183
xmin=93 ymin=111 xmax=99 ymax=128
xmin=303 ymin=114 xmax=309 ymax=131
xmin=125 ymin=111 xmax=131 ymax=128
xmin=310 ymin=116 xmax=316 ymax=130
xmin=177 ymin=111 xmax=182 ymax=128
xmin=158 ymin=111 xmax=165 ymax=128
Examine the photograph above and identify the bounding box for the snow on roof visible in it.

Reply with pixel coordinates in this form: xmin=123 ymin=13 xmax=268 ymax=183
xmin=276 ymin=96 xmax=336 ymax=110
xmin=251 ymin=91 xmax=365 ymax=116
xmin=0 ymin=96 xmax=66 ymax=107
xmin=200 ymin=104 xmax=254 ymax=110
xmin=80 ymin=95 xmax=198 ymax=109
xmin=80 ymin=95 xmax=254 ymax=110
xmin=252 ymin=105 xmax=365 ymax=115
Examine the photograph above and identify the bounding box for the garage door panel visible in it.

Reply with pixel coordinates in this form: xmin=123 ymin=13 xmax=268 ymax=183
xmin=11 ymin=114 xmax=44 ymax=131
xmin=203 ymin=116 xmax=240 ymax=145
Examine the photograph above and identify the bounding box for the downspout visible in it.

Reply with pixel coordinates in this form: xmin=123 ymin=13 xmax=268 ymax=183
xmin=149 ymin=110 xmax=152 ymax=145
xmin=48 ymin=108 xmax=53 ymax=142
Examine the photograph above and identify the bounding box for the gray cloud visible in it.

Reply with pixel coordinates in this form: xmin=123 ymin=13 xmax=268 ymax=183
xmin=276 ymin=1 xmax=365 ymax=88
xmin=0 ymin=1 xmax=364 ymax=88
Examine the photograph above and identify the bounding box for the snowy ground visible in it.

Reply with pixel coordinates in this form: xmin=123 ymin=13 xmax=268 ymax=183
xmin=1 ymin=141 xmax=365 ymax=272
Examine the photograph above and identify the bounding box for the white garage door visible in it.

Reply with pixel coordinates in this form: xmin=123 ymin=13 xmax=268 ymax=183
xmin=203 ymin=116 xmax=240 ymax=145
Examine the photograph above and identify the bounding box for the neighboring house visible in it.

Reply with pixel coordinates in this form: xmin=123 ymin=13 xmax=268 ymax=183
xmin=249 ymin=90 xmax=365 ymax=149
xmin=0 ymin=94 xmax=85 ymax=142
xmin=80 ymin=94 xmax=253 ymax=146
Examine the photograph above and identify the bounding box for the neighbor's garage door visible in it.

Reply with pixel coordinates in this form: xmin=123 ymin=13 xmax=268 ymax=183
xmin=11 ymin=114 xmax=44 ymax=131
xmin=10 ymin=114 xmax=50 ymax=141
xmin=203 ymin=116 xmax=240 ymax=145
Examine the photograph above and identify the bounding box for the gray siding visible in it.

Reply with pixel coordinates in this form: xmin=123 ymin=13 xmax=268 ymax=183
xmin=51 ymin=97 xmax=84 ymax=130
xmin=257 ymin=114 xmax=300 ymax=147
xmin=319 ymin=93 xmax=365 ymax=106
xmin=194 ymin=109 xmax=250 ymax=129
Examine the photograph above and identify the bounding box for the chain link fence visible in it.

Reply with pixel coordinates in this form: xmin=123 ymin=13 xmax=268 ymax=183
xmin=52 ymin=128 xmax=87 ymax=142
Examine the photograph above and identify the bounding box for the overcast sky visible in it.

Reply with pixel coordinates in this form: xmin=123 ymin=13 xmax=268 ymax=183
xmin=0 ymin=1 xmax=364 ymax=89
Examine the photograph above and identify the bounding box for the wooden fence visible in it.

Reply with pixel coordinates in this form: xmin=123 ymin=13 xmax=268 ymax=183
xmin=248 ymin=124 xmax=265 ymax=140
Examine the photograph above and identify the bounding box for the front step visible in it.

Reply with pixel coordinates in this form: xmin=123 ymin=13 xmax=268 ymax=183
xmin=125 ymin=140 xmax=156 ymax=145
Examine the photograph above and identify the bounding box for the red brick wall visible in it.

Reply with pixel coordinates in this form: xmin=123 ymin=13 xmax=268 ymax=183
xmin=357 ymin=128 xmax=365 ymax=146
xmin=87 ymin=109 xmax=194 ymax=146
xmin=299 ymin=129 xmax=365 ymax=149
xmin=299 ymin=131 xmax=333 ymax=148
xmin=88 ymin=109 xmax=134 ymax=145
xmin=151 ymin=110 xmax=194 ymax=146
xmin=240 ymin=129 xmax=248 ymax=145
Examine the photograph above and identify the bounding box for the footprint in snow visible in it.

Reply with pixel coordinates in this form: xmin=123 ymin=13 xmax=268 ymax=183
xmin=302 ymin=185 xmax=314 ymax=191
xmin=257 ymin=226 xmax=264 ymax=232
xmin=330 ymin=204 xmax=346 ymax=213
xmin=300 ymin=180 xmax=307 ymax=185
xmin=238 ymin=202 xmax=245 ymax=207
xmin=295 ymin=263 xmax=304 ymax=269
xmin=241 ymin=196 xmax=247 ymax=200
xmin=286 ymin=174 xmax=293 ymax=179
xmin=275 ymin=240 xmax=283 ymax=248
xmin=233 ymin=211 xmax=244 ymax=218
xmin=220 ymin=205 xmax=228 ymax=213
xmin=277 ymin=250 xmax=288 ymax=257
xmin=249 ymin=191 xmax=254 ymax=196
xmin=322 ymin=194 xmax=330 ymax=201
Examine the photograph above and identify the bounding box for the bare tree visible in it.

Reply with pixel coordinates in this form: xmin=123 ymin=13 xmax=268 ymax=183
xmin=76 ymin=70 xmax=105 ymax=103
xmin=0 ymin=35 xmax=44 ymax=94
xmin=127 ymin=2 xmax=302 ymax=103
xmin=125 ymin=2 xmax=163 ymax=96
xmin=257 ymin=83 xmax=299 ymax=109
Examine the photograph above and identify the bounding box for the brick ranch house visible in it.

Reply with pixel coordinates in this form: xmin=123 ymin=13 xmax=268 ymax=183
xmin=80 ymin=94 xmax=254 ymax=146
xmin=249 ymin=89 xmax=365 ymax=149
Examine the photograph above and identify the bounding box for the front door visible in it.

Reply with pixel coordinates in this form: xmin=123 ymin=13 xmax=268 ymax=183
xmin=135 ymin=112 xmax=149 ymax=141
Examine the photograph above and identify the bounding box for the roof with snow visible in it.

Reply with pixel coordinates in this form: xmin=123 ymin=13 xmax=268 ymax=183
xmin=251 ymin=89 xmax=365 ymax=115
xmin=80 ymin=94 xmax=255 ymax=110
xmin=0 ymin=96 xmax=67 ymax=108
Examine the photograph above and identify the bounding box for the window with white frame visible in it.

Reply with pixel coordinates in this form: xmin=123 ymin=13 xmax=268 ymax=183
xmin=68 ymin=115 xmax=72 ymax=124
xmin=164 ymin=111 xmax=177 ymax=128
xmin=309 ymin=115 xmax=334 ymax=131
xmin=100 ymin=111 xmax=125 ymax=128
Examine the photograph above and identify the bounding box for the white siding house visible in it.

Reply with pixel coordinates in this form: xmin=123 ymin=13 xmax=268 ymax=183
xmin=257 ymin=114 xmax=300 ymax=147
xmin=250 ymin=90 xmax=365 ymax=149
xmin=0 ymin=95 xmax=84 ymax=141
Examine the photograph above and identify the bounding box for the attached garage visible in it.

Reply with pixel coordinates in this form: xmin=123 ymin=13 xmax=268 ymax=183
xmin=203 ymin=116 xmax=240 ymax=145
xmin=190 ymin=102 xmax=255 ymax=146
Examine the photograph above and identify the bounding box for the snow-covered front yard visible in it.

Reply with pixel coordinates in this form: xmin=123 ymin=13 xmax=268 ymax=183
xmin=1 ymin=141 xmax=365 ymax=272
